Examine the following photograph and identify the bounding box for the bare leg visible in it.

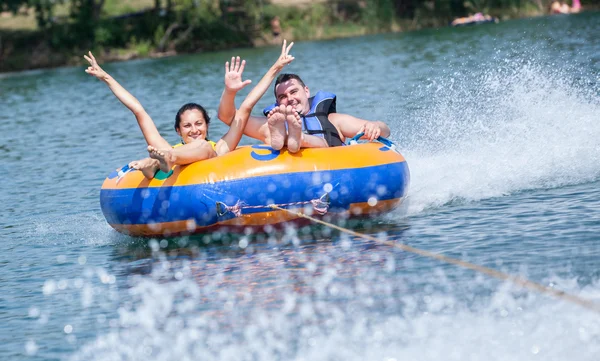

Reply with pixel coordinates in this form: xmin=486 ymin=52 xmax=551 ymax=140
xmin=285 ymin=105 xmax=303 ymax=153
xmin=148 ymin=146 xmax=175 ymax=173
xmin=148 ymin=141 xmax=216 ymax=173
xmin=300 ymin=134 xmax=329 ymax=148
xmin=267 ymin=104 xmax=287 ymax=150
xmin=129 ymin=157 xmax=160 ymax=180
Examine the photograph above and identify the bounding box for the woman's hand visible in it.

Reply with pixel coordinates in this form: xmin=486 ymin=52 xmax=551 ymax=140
xmin=273 ymin=39 xmax=294 ymax=71
xmin=83 ymin=51 xmax=109 ymax=80
xmin=224 ymin=56 xmax=252 ymax=92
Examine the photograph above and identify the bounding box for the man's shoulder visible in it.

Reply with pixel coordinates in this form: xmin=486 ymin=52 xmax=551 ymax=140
xmin=328 ymin=113 xmax=352 ymax=122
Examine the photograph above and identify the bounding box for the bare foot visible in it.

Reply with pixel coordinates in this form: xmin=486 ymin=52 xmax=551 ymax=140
xmin=129 ymin=157 xmax=160 ymax=180
xmin=285 ymin=105 xmax=303 ymax=153
xmin=148 ymin=146 xmax=175 ymax=173
xmin=267 ymin=105 xmax=287 ymax=150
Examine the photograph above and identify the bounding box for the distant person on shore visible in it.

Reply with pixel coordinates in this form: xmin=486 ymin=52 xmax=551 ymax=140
xmin=84 ymin=41 xmax=295 ymax=179
xmin=451 ymin=12 xmax=497 ymax=26
xmin=218 ymin=71 xmax=390 ymax=153
xmin=271 ymin=16 xmax=282 ymax=42
xmin=571 ymin=0 xmax=582 ymax=13
xmin=550 ymin=1 xmax=571 ymax=14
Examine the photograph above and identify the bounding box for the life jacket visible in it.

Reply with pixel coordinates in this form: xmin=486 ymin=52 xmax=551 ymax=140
xmin=263 ymin=91 xmax=344 ymax=147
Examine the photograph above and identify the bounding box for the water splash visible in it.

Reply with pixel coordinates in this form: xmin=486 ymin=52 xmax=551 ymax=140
xmin=400 ymin=60 xmax=600 ymax=214
xmin=28 ymin=212 xmax=122 ymax=246
xmin=69 ymin=258 xmax=600 ymax=361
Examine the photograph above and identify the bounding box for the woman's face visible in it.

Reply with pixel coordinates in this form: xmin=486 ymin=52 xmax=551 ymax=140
xmin=176 ymin=109 xmax=208 ymax=144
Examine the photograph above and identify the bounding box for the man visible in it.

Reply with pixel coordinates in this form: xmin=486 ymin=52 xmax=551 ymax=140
xmin=218 ymin=69 xmax=390 ymax=153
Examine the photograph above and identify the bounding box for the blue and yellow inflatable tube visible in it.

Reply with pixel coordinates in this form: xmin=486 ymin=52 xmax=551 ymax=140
xmin=100 ymin=141 xmax=410 ymax=237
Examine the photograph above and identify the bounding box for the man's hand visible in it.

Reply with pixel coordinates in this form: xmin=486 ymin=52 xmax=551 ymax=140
xmin=224 ymin=56 xmax=252 ymax=92
xmin=358 ymin=122 xmax=382 ymax=141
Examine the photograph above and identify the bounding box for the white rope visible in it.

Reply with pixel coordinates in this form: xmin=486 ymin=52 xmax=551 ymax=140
xmin=269 ymin=204 xmax=600 ymax=314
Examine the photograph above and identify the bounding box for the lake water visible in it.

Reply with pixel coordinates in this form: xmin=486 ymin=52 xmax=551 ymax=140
xmin=1 ymin=11 xmax=599 ymax=361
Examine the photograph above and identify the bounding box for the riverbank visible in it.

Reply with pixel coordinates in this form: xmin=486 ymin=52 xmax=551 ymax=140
xmin=0 ymin=1 xmax=596 ymax=74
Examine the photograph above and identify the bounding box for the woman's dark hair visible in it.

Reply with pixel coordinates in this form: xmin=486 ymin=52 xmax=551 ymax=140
xmin=175 ymin=103 xmax=211 ymax=139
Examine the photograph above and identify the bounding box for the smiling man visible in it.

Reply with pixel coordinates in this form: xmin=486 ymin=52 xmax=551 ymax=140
xmin=218 ymin=72 xmax=390 ymax=153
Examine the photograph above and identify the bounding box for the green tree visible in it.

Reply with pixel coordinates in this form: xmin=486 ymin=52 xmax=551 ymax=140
xmin=0 ymin=0 xmax=25 ymax=13
xmin=69 ymin=0 xmax=105 ymax=23
xmin=68 ymin=0 xmax=105 ymax=46
xmin=0 ymin=0 xmax=64 ymax=28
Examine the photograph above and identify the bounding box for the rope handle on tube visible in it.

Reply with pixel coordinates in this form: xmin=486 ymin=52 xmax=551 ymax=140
xmin=347 ymin=132 xmax=398 ymax=151
xmin=116 ymin=164 xmax=134 ymax=183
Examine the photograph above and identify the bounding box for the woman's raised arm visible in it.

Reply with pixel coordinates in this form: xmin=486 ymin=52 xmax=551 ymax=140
xmin=215 ymin=40 xmax=295 ymax=155
xmin=84 ymin=51 xmax=170 ymax=149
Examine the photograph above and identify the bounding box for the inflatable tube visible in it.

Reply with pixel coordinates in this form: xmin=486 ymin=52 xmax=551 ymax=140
xmin=100 ymin=141 xmax=410 ymax=237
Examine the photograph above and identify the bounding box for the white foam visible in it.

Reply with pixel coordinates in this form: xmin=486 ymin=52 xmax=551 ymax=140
xmin=70 ymin=271 xmax=600 ymax=361
xmin=398 ymin=61 xmax=600 ymax=214
xmin=29 ymin=212 xmax=127 ymax=246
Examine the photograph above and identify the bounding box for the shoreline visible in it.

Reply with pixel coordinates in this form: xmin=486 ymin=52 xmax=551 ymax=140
xmin=1 ymin=8 xmax=596 ymax=74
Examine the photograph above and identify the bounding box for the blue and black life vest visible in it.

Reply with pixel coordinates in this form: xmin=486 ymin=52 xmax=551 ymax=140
xmin=263 ymin=91 xmax=344 ymax=147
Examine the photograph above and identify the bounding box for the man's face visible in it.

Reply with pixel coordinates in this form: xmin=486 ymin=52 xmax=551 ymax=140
xmin=274 ymin=79 xmax=310 ymax=115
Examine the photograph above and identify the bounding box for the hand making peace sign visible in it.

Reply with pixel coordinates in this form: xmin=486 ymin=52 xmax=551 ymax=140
xmin=83 ymin=51 xmax=109 ymax=81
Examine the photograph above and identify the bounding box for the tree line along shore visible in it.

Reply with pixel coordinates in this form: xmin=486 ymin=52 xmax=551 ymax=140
xmin=0 ymin=0 xmax=597 ymax=73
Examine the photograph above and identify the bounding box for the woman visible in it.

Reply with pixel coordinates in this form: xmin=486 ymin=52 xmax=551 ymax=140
xmin=84 ymin=40 xmax=295 ymax=178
